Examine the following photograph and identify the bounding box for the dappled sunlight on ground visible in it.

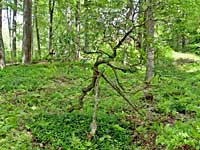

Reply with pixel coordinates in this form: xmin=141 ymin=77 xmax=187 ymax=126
xmin=172 ymin=51 xmax=200 ymax=61
xmin=179 ymin=63 xmax=200 ymax=73
xmin=172 ymin=51 xmax=200 ymax=73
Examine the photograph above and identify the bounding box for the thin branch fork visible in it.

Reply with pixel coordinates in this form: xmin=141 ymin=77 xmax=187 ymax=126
xmin=110 ymin=27 xmax=134 ymax=59
xmin=106 ymin=63 xmax=135 ymax=73
xmin=78 ymin=2 xmax=144 ymax=110
xmin=78 ymin=27 xmax=134 ymax=108
xmin=101 ymin=73 xmax=143 ymax=116
xmin=112 ymin=68 xmax=125 ymax=91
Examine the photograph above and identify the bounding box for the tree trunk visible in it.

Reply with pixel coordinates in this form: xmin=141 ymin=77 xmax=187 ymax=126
xmin=89 ymin=76 xmax=100 ymax=139
xmin=136 ymin=0 xmax=144 ymax=50
xmin=0 ymin=0 xmax=5 ymax=68
xmin=84 ymin=0 xmax=89 ymax=52
xmin=48 ymin=0 xmax=55 ymax=52
xmin=12 ymin=0 xmax=17 ymax=61
xmin=66 ymin=4 xmax=72 ymax=32
xmin=31 ymin=15 xmax=34 ymax=58
xmin=34 ymin=0 xmax=41 ymax=59
xmin=145 ymin=0 xmax=154 ymax=84
xmin=6 ymin=3 xmax=12 ymax=51
xmin=65 ymin=2 xmax=72 ymax=55
xmin=75 ymin=0 xmax=81 ymax=60
xmin=22 ymin=0 xmax=32 ymax=64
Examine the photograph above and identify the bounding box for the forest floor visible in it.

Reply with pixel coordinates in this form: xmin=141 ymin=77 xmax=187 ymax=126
xmin=0 ymin=52 xmax=200 ymax=150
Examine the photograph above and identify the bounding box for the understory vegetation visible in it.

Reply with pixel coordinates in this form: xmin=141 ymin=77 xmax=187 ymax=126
xmin=1 ymin=0 xmax=200 ymax=149
xmin=0 ymin=51 xmax=200 ymax=150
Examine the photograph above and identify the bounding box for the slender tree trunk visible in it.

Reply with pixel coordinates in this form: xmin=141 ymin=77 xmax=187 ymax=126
xmin=12 ymin=0 xmax=17 ymax=61
xmin=22 ymin=0 xmax=32 ymax=64
xmin=75 ymin=0 xmax=81 ymax=60
xmin=34 ymin=0 xmax=41 ymax=59
xmin=84 ymin=0 xmax=89 ymax=52
xmin=89 ymin=76 xmax=100 ymax=139
xmin=145 ymin=0 xmax=154 ymax=84
xmin=0 ymin=0 xmax=5 ymax=68
xmin=66 ymin=4 xmax=72 ymax=32
xmin=31 ymin=16 xmax=34 ymax=58
xmin=6 ymin=2 xmax=12 ymax=51
xmin=48 ymin=0 xmax=55 ymax=52
xmin=136 ymin=0 xmax=143 ymax=50
xmin=65 ymin=2 xmax=72 ymax=55
xmin=35 ymin=15 xmax=41 ymax=59
xmin=136 ymin=0 xmax=146 ymax=64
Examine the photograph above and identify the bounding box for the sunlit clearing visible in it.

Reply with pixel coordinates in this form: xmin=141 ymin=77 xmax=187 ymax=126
xmin=172 ymin=51 xmax=200 ymax=61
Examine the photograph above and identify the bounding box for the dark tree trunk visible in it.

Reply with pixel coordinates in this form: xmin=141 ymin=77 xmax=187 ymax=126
xmin=34 ymin=0 xmax=41 ymax=59
xmin=136 ymin=0 xmax=143 ymax=50
xmin=22 ymin=0 xmax=32 ymax=64
xmin=48 ymin=0 xmax=55 ymax=52
xmin=12 ymin=0 xmax=17 ymax=61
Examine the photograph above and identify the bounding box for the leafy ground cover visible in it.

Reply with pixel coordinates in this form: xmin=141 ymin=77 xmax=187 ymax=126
xmin=0 ymin=53 xmax=200 ymax=149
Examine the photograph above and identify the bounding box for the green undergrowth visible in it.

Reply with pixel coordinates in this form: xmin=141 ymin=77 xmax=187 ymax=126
xmin=0 ymin=57 xmax=200 ymax=149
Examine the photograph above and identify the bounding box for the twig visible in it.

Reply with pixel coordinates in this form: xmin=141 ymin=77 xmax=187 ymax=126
xmin=107 ymin=63 xmax=135 ymax=73
xmin=102 ymin=73 xmax=143 ymax=116
xmin=112 ymin=68 xmax=125 ymax=91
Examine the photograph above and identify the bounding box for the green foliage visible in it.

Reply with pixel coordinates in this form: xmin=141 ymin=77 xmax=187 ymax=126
xmin=156 ymin=120 xmax=200 ymax=150
xmin=0 ymin=62 xmax=135 ymax=149
xmin=27 ymin=111 xmax=132 ymax=149
xmin=2 ymin=0 xmax=200 ymax=149
xmin=1 ymin=51 xmax=200 ymax=149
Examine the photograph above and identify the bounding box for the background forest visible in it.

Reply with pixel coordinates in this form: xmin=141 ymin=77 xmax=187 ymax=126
xmin=0 ymin=0 xmax=200 ymax=149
